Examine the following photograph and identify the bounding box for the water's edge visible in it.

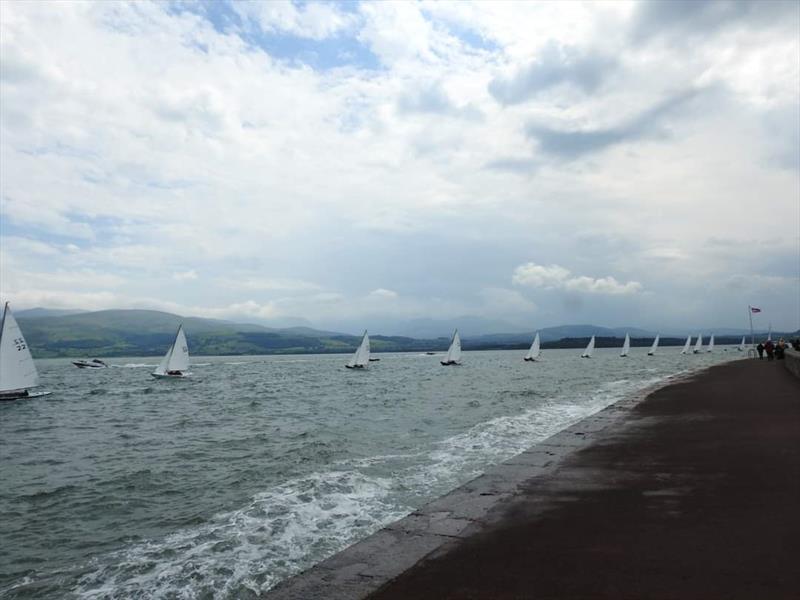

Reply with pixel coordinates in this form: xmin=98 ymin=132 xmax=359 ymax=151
xmin=263 ymin=366 xmax=710 ymax=599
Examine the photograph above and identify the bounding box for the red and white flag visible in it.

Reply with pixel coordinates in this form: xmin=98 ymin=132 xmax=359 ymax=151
xmin=750 ymin=306 xmax=762 ymax=313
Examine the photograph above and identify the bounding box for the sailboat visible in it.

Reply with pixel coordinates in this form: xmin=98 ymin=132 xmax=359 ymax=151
xmin=523 ymin=332 xmax=540 ymax=362
xmin=692 ymin=334 xmax=703 ymax=354
xmin=620 ymin=333 xmax=630 ymax=357
xmin=681 ymin=335 xmax=692 ymax=354
xmin=648 ymin=334 xmax=660 ymax=356
xmin=346 ymin=330 xmax=370 ymax=369
xmin=441 ymin=329 xmax=462 ymax=366
xmin=581 ymin=336 xmax=595 ymax=358
xmin=0 ymin=302 xmax=50 ymax=400
xmin=152 ymin=324 xmax=190 ymax=378
xmin=707 ymin=334 xmax=715 ymax=353
xmin=767 ymin=325 xmax=772 ymax=342
xmin=738 ymin=336 xmax=745 ymax=351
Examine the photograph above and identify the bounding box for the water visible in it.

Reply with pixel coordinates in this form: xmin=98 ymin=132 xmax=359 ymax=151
xmin=1 ymin=348 xmax=740 ymax=598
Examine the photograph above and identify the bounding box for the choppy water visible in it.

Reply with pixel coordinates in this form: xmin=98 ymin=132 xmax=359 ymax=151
xmin=1 ymin=348 xmax=740 ymax=599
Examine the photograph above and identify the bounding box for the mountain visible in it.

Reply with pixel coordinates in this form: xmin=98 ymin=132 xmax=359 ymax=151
xmin=369 ymin=316 xmax=529 ymax=339
xmin=15 ymin=307 xmax=87 ymax=318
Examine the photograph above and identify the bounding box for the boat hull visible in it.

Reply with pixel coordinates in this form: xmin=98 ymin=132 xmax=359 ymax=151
xmin=523 ymin=357 xmax=537 ymax=362
xmin=440 ymin=360 xmax=460 ymax=366
xmin=345 ymin=364 xmax=366 ymax=369
xmin=151 ymin=372 xmax=188 ymax=379
xmin=0 ymin=390 xmax=51 ymax=401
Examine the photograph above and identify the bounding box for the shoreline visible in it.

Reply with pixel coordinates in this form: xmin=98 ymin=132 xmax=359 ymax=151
xmin=263 ymin=362 xmax=723 ymax=599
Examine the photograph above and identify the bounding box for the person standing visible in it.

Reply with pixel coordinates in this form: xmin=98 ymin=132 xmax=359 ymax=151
xmin=765 ymin=339 xmax=775 ymax=361
xmin=757 ymin=342 xmax=765 ymax=359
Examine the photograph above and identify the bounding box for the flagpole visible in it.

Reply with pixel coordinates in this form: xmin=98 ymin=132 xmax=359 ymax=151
xmin=748 ymin=305 xmax=754 ymax=349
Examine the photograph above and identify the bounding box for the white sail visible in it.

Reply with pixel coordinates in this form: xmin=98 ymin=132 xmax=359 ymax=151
xmin=154 ymin=325 xmax=189 ymax=375
xmin=620 ymin=333 xmax=630 ymax=357
xmin=707 ymin=334 xmax=715 ymax=353
xmin=648 ymin=334 xmax=660 ymax=356
xmin=738 ymin=336 xmax=745 ymax=351
xmin=581 ymin=336 xmax=595 ymax=358
xmin=693 ymin=334 xmax=703 ymax=353
xmin=443 ymin=329 xmax=462 ymax=364
xmin=347 ymin=330 xmax=370 ymax=368
xmin=767 ymin=325 xmax=772 ymax=342
xmin=524 ymin=332 xmax=540 ymax=360
xmin=681 ymin=335 xmax=691 ymax=354
xmin=0 ymin=303 xmax=39 ymax=393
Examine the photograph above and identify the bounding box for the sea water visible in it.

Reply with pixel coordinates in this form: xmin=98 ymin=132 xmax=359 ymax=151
xmin=0 ymin=348 xmax=740 ymax=598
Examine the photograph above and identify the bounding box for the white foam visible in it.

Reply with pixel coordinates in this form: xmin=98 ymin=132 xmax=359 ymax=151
xmin=73 ymin=470 xmax=408 ymax=598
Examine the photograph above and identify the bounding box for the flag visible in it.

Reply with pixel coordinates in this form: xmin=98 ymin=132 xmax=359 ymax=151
xmin=750 ymin=307 xmax=762 ymax=313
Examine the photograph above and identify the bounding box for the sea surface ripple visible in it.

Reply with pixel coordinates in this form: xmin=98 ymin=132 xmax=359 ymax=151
xmin=0 ymin=348 xmax=740 ymax=598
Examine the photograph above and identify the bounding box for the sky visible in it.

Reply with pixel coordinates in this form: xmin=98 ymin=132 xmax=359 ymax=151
xmin=1 ymin=0 xmax=799 ymax=335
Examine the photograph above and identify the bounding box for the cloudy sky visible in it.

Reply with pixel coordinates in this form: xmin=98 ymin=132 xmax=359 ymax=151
xmin=1 ymin=0 xmax=798 ymax=334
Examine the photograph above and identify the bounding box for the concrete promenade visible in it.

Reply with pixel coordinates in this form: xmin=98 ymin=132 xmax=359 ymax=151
xmin=267 ymin=358 xmax=800 ymax=599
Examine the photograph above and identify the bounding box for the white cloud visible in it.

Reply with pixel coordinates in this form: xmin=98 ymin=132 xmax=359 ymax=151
xmin=513 ymin=262 xmax=643 ymax=295
xmin=172 ymin=269 xmax=198 ymax=281
xmin=368 ymin=288 xmax=398 ymax=299
xmin=235 ymin=1 xmax=355 ymax=40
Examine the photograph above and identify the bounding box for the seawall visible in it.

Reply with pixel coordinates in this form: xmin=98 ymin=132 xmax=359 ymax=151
xmin=784 ymin=347 xmax=800 ymax=379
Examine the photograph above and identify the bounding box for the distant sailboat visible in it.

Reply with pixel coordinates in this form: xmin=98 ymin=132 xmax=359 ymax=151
xmin=693 ymin=334 xmax=703 ymax=354
xmin=620 ymin=333 xmax=630 ymax=357
xmin=581 ymin=336 xmax=595 ymax=358
xmin=152 ymin=324 xmax=190 ymax=378
xmin=767 ymin=324 xmax=772 ymax=342
xmin=0 ymin=302 xmax=49 ymax=400
xmin=648 ymin=335 xmax=660 ymax=356
xmin=681 ymin=335 xmax=692 ymax=354
xmin=707 ymin=334 xmax=715 ymax=353
xmin=441 ymin=329 xmax=462 ymax=366
xmin=523 ymin=332 xmax=540 ymax=362
xmin=738 ymin=336 xmax=745 ymax=351
xmin=346 ymin=330 xmax=370 ymax=369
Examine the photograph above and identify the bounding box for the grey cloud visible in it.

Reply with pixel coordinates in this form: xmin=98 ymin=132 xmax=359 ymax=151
xmin=489 ymin=42 xmax=617 ymax=105
xmin=484 ymin=158 xmax=538 ymax=175
xmin=526 ymin=88 xmax=703 ymax=159
xmin=631 ymin=0 xmax=798 ymax=42
xmin=398 ymin=83 xmax=482 ymax=119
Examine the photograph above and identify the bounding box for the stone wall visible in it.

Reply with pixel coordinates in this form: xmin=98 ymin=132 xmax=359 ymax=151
xmin=785 ymin=348 xmax=800 ymax=379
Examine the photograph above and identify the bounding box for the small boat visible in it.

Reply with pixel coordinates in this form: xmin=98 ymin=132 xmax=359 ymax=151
xmin=346 ymin=330 xmax=370 ymax=369
xmin=368 ymin=357 xmax=380 ymax=362
xmin=738 ymin=336 xmax=745 ymax=351
xmin=523 ymin=332 xmax=540 ymax=362
xmin=620 ymin=333 xmax=630 ymax=357
xmin=72 ymin=358 xmax=108 ymax=369
xmin=680 ymin=335 xmax=692 ymax=354
xmin=692 ymin=334 xmax=703 ymax=354
xmin=441 ymin=329 xmax=462 ymax=366
xmin=581 ymin=336 xmax=595 ymax=358
xmin=0 ymin=302 xmax=50 ymax=401
xmin=707 ymin=334 xmax=715 ymax=353
xmin=152 ymin=324 xmax=190 ymax=378
xmin=425 ymin=352 xmax=436 ymax=355
xmin=647 ymin=334 xmax=660 ymax=356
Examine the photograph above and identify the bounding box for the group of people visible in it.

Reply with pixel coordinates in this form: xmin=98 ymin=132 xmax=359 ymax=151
xmin=756 ymin=338 xmax=798 ymax=360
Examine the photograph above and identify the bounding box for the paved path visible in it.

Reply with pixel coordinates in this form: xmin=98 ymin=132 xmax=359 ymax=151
xmin=371 ymin=359 xmax=800 ymax=599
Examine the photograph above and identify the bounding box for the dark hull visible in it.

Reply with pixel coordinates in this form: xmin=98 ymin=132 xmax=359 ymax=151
xmin=440 ymin=361 xmax=460 ymax=366
xmin=345 ymin=365 xmax=365 ymax=369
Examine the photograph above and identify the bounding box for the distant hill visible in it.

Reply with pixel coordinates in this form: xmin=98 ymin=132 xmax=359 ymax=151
xmin=15 ymin=307 xmax=87 ymax=318
xmin=15 ymin=308 xmax=798 ymax=358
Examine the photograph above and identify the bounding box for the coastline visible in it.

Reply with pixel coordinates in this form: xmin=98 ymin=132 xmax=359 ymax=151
xmin=263 ymin=363 xmax=721 ymax=599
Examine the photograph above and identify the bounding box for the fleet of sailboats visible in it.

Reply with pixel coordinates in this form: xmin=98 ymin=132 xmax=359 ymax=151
xmin=440 ymin=329 xmax=462 ymax=366
xmin=648 ymin=334 xmax=660 ymax=356
xmin=346 ymin=330 xmax=370 ymax=369
xmin=620 ymin=333 xmax=630 ymax=357
xmin=0 ymin=302 xmax=767 ymax=402
xmin=524 ymin=332 xmax=541 ymax=362
xmin=152 ymin=324 xmax=190 ymax=378
xmin=581 ymin=336 xmax=595 ymax=358
xmin=0 ymin=303 xmax=50 ymax=401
